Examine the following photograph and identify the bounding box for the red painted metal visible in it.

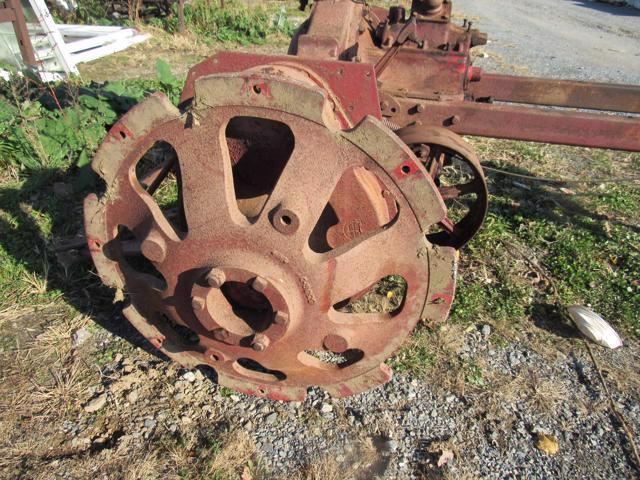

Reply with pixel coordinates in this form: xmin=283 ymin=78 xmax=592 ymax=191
xmin=86 ymin=66 xmax=454 ymax=400
xmin=468 ymin=74 xmax=640 ymax=114
xmin=407 ymin=100 xmax=640 ymax=152
xmin=290 ymin=0 xmax=640 ymax=153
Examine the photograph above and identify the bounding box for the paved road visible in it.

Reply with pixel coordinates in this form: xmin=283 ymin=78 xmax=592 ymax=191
xmin=455 ymin=0 xmax=640 ymax=83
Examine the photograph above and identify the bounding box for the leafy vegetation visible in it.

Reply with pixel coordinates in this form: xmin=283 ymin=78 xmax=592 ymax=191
xmin=394 ymin=139 xmax=640 ymax=384
xmin=0 ymin=60 xmax=182 ymax=176
xmin=0 ymin=61 xmax=182 ymax=308
xmin=158 ymin=0 xmax=296 ymax=44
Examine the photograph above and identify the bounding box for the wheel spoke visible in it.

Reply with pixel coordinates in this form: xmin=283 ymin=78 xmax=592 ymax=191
xmin=327 ymin=223 xmax=418 ymax=305
xmin=170 ymin=120 xmax=240 ymax=235
xmin=260 ymin=128 xmax=351 ymax=238
xmin=116 ymin=181 xmax=181 ymax=243
xmin=125 ymin=272 xmax=168 ymax=309
xmin=438 ymin=180 xmax=478 ymax=200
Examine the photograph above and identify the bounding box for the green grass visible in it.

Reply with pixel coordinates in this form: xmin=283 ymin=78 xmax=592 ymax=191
xmin=389 ymin=327 xmax=436 ymax=376
xmin=0 ymin=63 xmax=184 ymax=310
xmin=393 ymin=140 xmax=640 ymax=377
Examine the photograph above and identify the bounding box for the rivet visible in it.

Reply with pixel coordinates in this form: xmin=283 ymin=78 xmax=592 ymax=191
xmin=213 ymin=328 xmax=228 ymax=341
xmin=252 ymin=276 xmax=268 ymax=293
xmin=274 ymin=311 xmax=289 ymax=325
xmin=206 ymin=268 xmax=226 ymax=288
xmin=251 ymin=334 xmax=270 ymax=352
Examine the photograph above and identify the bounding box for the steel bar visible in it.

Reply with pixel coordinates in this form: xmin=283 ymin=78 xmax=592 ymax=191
xmin=469 ymin=74 xmax=640 ymax=114
xmin=410 ymin=100 xmax=640 ymax=151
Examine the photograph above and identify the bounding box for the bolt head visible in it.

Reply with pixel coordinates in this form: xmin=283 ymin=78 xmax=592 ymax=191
xmin=323 ymin=334 xmax=348 ymax=353
xmin=213 ymin=328 xmax=228 ymax=341
xmin=206 ymin=268 xmax=226 ymax=288
xmin=274 ymin=311 xmax=289 ymax=325
xmin=416 ymin=104 xmax=425 ymax=113
xmin=140 ymin=232 xmax=167 ymax=263
xmin=192 ymin=296 xmax=205 ymax=311
xmin=252 ymin=276 xmax=268 ymax=293
xmin=251 ymin=334 xmax=270 ymax=352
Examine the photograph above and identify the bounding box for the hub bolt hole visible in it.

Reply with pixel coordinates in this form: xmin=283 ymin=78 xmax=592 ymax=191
xmin=271 ymin=207 xmax=299 ymax=235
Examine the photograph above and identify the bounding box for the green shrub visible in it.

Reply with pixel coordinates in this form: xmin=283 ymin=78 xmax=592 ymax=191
xmin=166 ymin=0 xmax=295 ymax=44
xmin=0 ymin=60 xmax=182 ymax=180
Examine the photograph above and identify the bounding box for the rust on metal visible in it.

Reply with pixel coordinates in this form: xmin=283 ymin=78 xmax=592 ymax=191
xmin=84 ymin=0 xmax=640 ymax=400
xmin=469 ymin=74 xmax=640 ymax=114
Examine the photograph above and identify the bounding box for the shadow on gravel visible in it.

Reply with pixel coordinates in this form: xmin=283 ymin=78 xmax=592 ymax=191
xmin=531 ymin=303 xmax=581 ymax=340
xmin=569 ymin=350 xmax=640 ymax=472
xmin=569 ymin=0 xmax=640 ymax=17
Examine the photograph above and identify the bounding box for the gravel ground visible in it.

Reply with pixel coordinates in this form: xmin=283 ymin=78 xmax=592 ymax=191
xmin=54 ymin=321 xmax=640 ymax=479
xmin=456 ymin=0 xmax=640 ymax=83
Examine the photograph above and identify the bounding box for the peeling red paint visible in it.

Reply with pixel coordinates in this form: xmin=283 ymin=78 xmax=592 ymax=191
xmin=109 ymin=123 xmax=135 ymax=141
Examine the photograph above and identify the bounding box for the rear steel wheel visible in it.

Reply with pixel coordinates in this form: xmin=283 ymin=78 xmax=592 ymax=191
xmin=85 ymin=70 xmax=457 ymax=400
xmin=397 ymin=125 xmax=489 ymax=249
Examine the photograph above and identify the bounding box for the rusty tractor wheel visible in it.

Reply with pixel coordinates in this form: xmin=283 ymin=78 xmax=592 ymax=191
xmin=84 ymin=69 xmax=458 ymax=400
xmin=397 ymin=125 xmax=489 ymax=249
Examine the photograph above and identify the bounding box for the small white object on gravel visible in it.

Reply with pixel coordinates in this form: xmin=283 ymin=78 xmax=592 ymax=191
xmin=481 ymin=324 xmax=491 ymax=338
xmin=72 ymin=327 xmax=91 ymax=348
xmin=320 ymin=403 xmax=334 ymax=414
xmin=567 ymin=306 xmax=623 ymax=349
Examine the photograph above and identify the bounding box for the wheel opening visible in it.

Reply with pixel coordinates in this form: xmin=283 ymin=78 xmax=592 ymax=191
xmin=309 ymin=166 xmax=398 ymax=253
xmin=334 ymin=275 xmax=407 ymax=315
xmin=427 ymin=155 xmax=482 ymax=239
xmin=234 ymin=358 xmax=286 ymax=381
xmin=299 ymin=349 xmax=364 ymax=369
xmin=134 ymin=140 xmax=187 ymax=236
xmin=225 ymin=116 xmax=294 ymax=221
xmin=216 ymin=281 xmax=273 ymax=334
xmin=113 ymin=225 xmax=167 ymax=290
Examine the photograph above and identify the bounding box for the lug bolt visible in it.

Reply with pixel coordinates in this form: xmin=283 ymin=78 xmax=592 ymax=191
xmin=213 ymin=328 xmax=228 ymax=342
xmin=252 ymin=276 xmax=268 ymax=293
xmin=192 ymin=296 xmax=205 ymax=311
xmin=274 ymin=311 xmax=289 ymax=325
xmin=323 ymin=334 xmax=348 ymax=353
xmin=140 ymin=231 xmax=167 ymax=263
xmin=206 ymin=268 xmax=226 ymax=288
xmin=416 ymin=104 xmax=425 ymax=113
xmin=251 ymin=334 xmax=270 ymax=352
